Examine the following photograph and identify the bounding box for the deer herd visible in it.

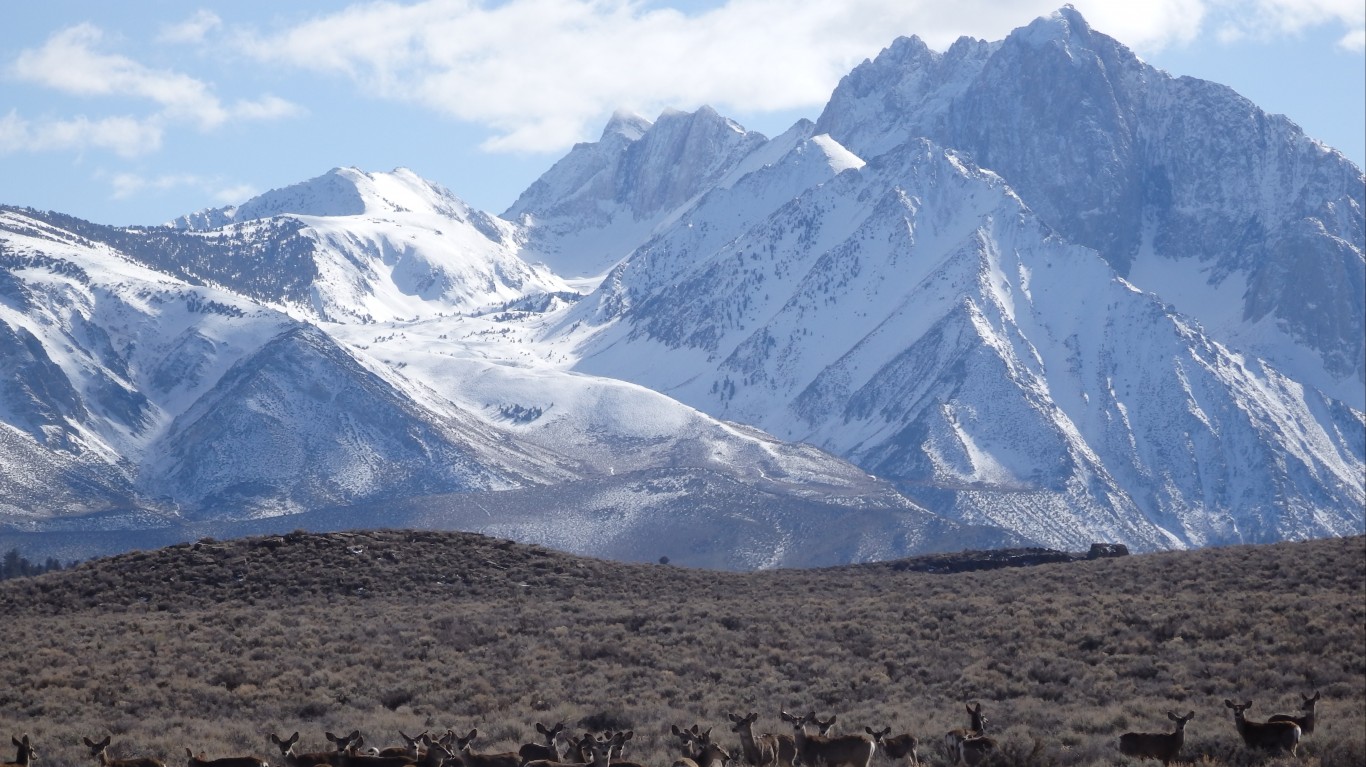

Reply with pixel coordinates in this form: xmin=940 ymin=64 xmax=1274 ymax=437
xmin=0 ymin=691 xmax=1326 ymax=767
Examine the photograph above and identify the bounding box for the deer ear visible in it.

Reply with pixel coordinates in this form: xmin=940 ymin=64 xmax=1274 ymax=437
xmin=1186 ymin=712 xmax=1195 ymax=721
xmin=1224 ymin=699 xmax=1235 ymax=708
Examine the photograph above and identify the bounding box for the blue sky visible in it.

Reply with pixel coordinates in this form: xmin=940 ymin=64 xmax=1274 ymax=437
xmin=2 ymin=1 xmax=1363 ymax=227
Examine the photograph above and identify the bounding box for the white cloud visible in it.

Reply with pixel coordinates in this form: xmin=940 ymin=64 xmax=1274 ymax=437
xmin=213 ymin=183 xmax=258 ymax=205
xmin=159 ymin=10 xmax=223 ymax=44
xmin=1206 ymin=0 xmax=1365 ymax=48
xmin=0 ymin=110 xmax=163 ymax=157
xmin=103 ymin=171 xmax=256 ymax=205
xmin=8 ymin=23 xmax=301 ymax=135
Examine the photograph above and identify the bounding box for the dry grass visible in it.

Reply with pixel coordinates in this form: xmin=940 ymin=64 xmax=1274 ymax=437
xmin=0 ymin=530 xmax=1361 ymax=767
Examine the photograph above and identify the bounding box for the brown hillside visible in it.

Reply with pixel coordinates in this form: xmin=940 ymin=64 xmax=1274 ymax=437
xmin=0 ymin=531 xmax=1362 ymax=767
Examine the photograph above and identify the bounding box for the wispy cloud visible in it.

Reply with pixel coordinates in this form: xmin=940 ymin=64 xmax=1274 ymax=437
xmin=1209 ymin=0 xmax=1365 ymax=48
xmin=104 ymin=170 xmax=257 ymax=207
xmin=158 ymin=9 xmax=223 ymax=45
xmin=7 ymin=22 xmax=301 ymax=142
xmin=0 ymin=110 xmax=162 ymax=157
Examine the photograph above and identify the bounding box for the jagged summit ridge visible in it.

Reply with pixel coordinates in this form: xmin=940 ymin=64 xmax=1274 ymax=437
xmin=505 ymin=105 xmax=772 ymax=277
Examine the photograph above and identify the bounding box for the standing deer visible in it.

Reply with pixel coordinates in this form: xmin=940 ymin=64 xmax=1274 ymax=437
xmin=670 ymin=726 xmax=703 ymax=767
xmin=942 ymin=703 xmax=989 ymax=764
xmin=376 ymin=734 xmax=425 ymax=762
xmin=519 ymin=724 xmax=567 ymax=765
xmin=811 ymin=719 xmax=837 ymax=737
xmin=84 ymin=737 xmax=165 ymax=767
xmin=522 ymin=735 xmax=612 ymax=767
xmin=672 ymin=726 xmax=729 ymax=767
xmin=727 ymin=713 xmax=796 ymax=767
xmin=1117 ymin=712 xmax=1194 ymax=766
xmin=1224 ymin=700 xmax=1300 ymax=755
xmin=864 ymin=728 xmax=917 ymax=767
xmin=779 ymin=711 xmax=875 ymax=767
xmin=185 ymin=749 xmax=268 ymax=767
xmin=449 ymin=729 xmax=520 ymax=767
xmin=1269 ymin=691 xmax=1320 ymax=736
xmin=269 ymin=734 xmax=343 ymax=767
xmin=4 ymin=736 xmax=35 ymax=767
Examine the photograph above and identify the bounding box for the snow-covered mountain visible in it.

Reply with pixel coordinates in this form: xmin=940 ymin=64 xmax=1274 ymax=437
xmin=505 ymin=107 xmax=771 ymax=278
xmin=2 ymin=203 xmax=989 ymax=566
xmin=1 ymin=7 xmax=1361 ymax=565
xmin=560 ymin=135 xmax=1362 ymax=550
xmin=814 ymin=6 xmax=1365 ymax=407
xmin=166 ymin=167 xmax=570 ymax=323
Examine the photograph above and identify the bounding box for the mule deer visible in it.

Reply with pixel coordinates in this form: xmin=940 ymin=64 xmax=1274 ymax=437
xmin=1224 ymin=700 xmax=1300 ymax=755
xmin=84 ymin=737 xmax=165 ymax=767
xmin=955 ymin=737 xmax=996 ymax=767
xmin=519 ymin=724 xmax=567 ymax=765
xmin=1117 ymin=712 xmax=1193 ymax=766
xmin=4 ymin=736 xmax=35 ymax=767
xmin=942 ymin=703 xmax=988 ymax=761
xmin=1269 ymin=691 xmax=1320 ymax=736
xmin=779 ymin=711 xmax=874 ymax=767
xmin=522 ymin=734 xmax=612 ymax=767
xmin=376 ymin=735 xmax=425 ymax=762
xmin=185 ymin=749 xmax=267 ymax=767
xmin=335 ymin=736 xmax=415 ymax=767
xmin=450 ymin=729 xmax=520 ymax=767
xmin=728 ymin=713 xmax=795 ymax=767
xmin=864 ymin=728 xmax=917 ymax=767
xmin=269 ymin=734 xmax=343 ymax=767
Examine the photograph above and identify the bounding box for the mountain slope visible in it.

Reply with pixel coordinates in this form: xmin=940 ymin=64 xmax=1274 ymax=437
xmin=814 ymin=6 xmax=1365 ymax=406
xmin=560 ymin=133 xmax=1363 ymax=550
xmin=2 ymin=205 xmax=979 ymax=563
xmin=163 ymin=167 xmax=572 ymax=323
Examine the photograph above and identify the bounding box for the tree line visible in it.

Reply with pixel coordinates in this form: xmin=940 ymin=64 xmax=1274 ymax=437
xmin=0 ymin=547 xmax=68 ymax=580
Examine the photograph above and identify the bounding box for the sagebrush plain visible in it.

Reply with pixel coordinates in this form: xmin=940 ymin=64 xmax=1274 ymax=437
xmin=0 ymin=531 xmax=1361 ymax=767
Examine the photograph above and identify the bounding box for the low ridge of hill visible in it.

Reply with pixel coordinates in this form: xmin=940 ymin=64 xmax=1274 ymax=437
xmin=0 ymin=533 xmax=1361 ymax=767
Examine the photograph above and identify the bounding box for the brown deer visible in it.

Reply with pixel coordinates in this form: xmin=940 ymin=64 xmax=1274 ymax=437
xmin=334 ymin=736 xmax=415 ymax=767
xmin=1224 ymin=700 xmax=1300 ymax=755
xmin=779 ymin=711 xmax=875 ymax=767
xmin=669 ymin=726 xmax=702 ymax=767
xmin=269 ymin=734 xmax=344 ymax=767
xmin=84 ymin=737 xmax=165 ymax=767
xmin=811 ymin=718 xmax=837 ymax=737
xmin=954 ymin=736 xmax=996 ymax=767
xmin=942 ymin=703 xmax=989 ymax=764
xmin=450 ymin=729 xmax=520 ymax=767
xmin=1269 ymin=691 xmax=1320 ymax=736
xmin=185 ymin=749 xmax=268 ymax=767
xmin=4 ymin=736 xmax=35 ymax=767
xmin=864 ymin=728 xmax=917 ymax=767
xmin=727 ymin=712 xmax=796 ymax=767
xmin=522 ymin=734 xmax=612 ymax=767
xmin=669 ymin=726 xmax=728 ymax=767
xmin=1117 ymin=712 xmax=1194 ymax=766
xmin=519 ymin=724 xmax=567 ymax=765
xmin=376 ymin=734 xmax=425 ymax=762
